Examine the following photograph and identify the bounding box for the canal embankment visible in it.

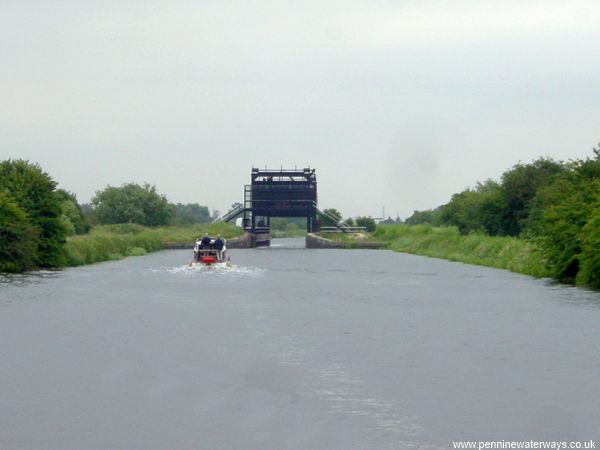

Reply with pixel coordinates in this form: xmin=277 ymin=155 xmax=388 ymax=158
xmin=65 ymin=223 xmax=243 ymax=266
xmin=319 ymin=224 xmax=551 ymax=279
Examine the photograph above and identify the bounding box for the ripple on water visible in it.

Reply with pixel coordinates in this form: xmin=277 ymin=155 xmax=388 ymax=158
xmin=151 ymin=264 xmax=266 ymax=279
xmin=0 ymin=270 xmax=60 ymax=287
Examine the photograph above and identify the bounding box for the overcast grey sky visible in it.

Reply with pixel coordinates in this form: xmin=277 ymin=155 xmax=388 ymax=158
xmin=2 ymin=0 xmax=599 ymax=218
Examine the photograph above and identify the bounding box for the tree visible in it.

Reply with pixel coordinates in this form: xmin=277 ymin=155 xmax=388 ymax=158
xmin=0 ymin=192 xmax=39 ymax=272
xmin=55 ymin=189 xmax=89 ymax=235
xmin=528 ymin=150 xmax=600 ymax=285
xmin=171 ymin=203 xmax=211 ymax=224
xmin=0 ymin=159 xmax=67 ymax=268
xmin=578 ymin=193 xmax=600 ymax=288
xmin=355 ymin=216 xmax=377 ymax=232
xmin=433 ymin=158 xmax=568 ymax=237
xmin=92 ymin=183 xmax=174 ymax=226
xmin=576 ymin=144 xmax=600 ymax=288
xmin=405 ymin=207 xmax=443 ymax=226
xmin=438 ymin=180 xmax=506 ymax=235
xmin=528 ymin=177 xmax=591 ymax=282
xmin=499 ymin=157 xmax=566 ymax=236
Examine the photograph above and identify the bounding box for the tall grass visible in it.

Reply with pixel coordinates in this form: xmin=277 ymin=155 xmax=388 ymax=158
xmin=353 ymin=224 xmax=550 ymax=278
xmin=65 ymin=223 xmax=242 ymax=266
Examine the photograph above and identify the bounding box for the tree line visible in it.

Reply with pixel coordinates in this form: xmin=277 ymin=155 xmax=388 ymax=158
xmin=0 ymin=159 xmax=214 ymax=272
xmin=405 ymin=145 xmax=600 ymax=288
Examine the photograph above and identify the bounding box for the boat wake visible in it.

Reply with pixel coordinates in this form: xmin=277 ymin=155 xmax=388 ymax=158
xmin=153 ymin=264 xmax=265 ymax=278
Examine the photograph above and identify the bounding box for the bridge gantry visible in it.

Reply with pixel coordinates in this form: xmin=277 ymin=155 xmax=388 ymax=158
xmin=215 ymin=167 xmax=354 ymax=245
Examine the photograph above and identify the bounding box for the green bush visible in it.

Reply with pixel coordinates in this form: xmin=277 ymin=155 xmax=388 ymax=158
xmin=528 ymin=154 xmax=600 ymax=287
xmin=356 ymin=216 xmax=376 ymax=232
xmin=578 ymin=211 xmax=600 ymax=287
xmin=0 ymin=192 xmax=39 ymax=272
xmin=0 ymin=160 xmax=67 ymax=269
xmin=171 ymin=203 xmax=211 ymax=224
xmin=128 ymin=247 xmax=147 ymax=256
xmin=55 ymin=189 xmax=89 ymax=235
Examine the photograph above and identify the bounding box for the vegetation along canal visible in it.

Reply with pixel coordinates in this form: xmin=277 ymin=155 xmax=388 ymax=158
xmin=1 ymin=238 xmax=599 ymax=449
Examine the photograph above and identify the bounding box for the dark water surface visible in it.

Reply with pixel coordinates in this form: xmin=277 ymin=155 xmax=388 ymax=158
xmin=1 ymin=238 xmax=599 ymax=449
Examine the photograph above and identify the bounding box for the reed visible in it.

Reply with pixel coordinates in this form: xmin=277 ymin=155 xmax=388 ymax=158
xmin=328 ymin=224 xmax=551 ymax=278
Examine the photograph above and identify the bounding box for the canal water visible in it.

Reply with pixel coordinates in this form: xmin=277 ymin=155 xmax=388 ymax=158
xmin=1 ymin=238 xmax=599 ymax=449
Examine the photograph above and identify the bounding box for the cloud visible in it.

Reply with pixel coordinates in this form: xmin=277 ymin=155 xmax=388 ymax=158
xmin=1 ymin=0 xmax=599 ymax=217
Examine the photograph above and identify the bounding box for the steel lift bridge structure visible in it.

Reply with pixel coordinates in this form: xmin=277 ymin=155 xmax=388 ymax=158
xmin=214 ymin=167 xmax=356 ymax=244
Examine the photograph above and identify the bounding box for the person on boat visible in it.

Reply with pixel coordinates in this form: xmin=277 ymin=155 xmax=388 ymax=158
xmin=200 ymin=233 xmax=211 ymax=249
xmin=214 ymin=234 xmax=225 ymax=261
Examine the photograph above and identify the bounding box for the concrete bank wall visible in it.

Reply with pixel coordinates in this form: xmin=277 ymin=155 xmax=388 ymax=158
xmin=254 ymin=231 xmax=270 ymax=247
xmin=227 ymin=232 xmax=255 ymax=248
xmin=306 ymin=233 xmax=385 ymax=249
xmin=306 ymin=233 xmax=346 ymax=248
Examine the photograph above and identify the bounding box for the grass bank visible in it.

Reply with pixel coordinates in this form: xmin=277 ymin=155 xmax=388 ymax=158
xmin=323 ymin=224 xmax=551 ymax=278
xmin=65 ymin=223 xmax=242 ymax=266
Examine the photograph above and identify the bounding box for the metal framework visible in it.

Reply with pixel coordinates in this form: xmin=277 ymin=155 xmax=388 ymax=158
xmin=216 ymin=167 xmax=356 ymax=235
xmin=245 ymin=167 xmax=317 ymax=232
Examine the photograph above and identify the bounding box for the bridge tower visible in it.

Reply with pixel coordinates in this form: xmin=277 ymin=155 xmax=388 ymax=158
xmin=244 ymin=167 xmax=318 ymax=233
xmin=216 ymin=167 xmax=353 ymax=246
